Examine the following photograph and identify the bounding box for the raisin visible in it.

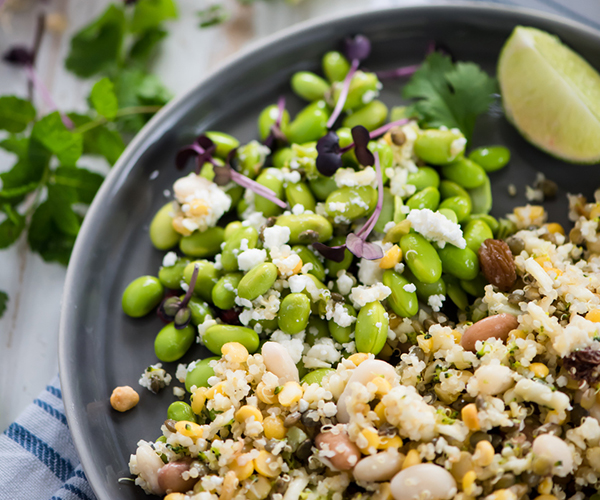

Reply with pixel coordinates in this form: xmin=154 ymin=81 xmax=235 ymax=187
xmin=478 ymin=239 xmax=517 ymax=292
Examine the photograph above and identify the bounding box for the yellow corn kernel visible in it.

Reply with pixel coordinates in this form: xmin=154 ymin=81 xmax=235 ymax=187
xmin=221 ymin=342 xmax=249 ymax=363
xmin=348 ymin=353 xmax=369 ymax=366
xmin=514 ymin=205 xmax=545 ymax=221
xmin=374 ymin=482 xmax=394 ymax=500
xmin=538 ymin=478 xmax=553 ymax=496
xmin=189 ymin=199 xmax=210 ymax=216
xmin=371 ymin=376 xmax=391 ymax=397
xmin=451 ymin=330 xmax=462 ymax=343
xmin=462 ymin=470 xmax=477 ymax=495
xmin=401 ymin=449 xmax=421 ymax=470
xmin=171 ymin=216 xmax=193 ymax=236
xmin=254 ymin=450 xmax=280 ymax=478
xmin=544 ymin=409 xmax=566 ymax=425
xmin=508 ymin=328 xmax=526 ymax=341
xmin=530 ymin=363 xmax=549 ymax=379
xmin=379 ymin=245 xmax=402 ymax=269
xmin=359 ymin=428 xmax=381 ymax=454
xmin=205 ymin=382 xmax=226 ymax=399
xmin=590 ymin=204 xmax=600 ymax=220
xmin=544 ymin=222 xmax=565 ymax=235
xmin=473 ymin=440 xmax=495 ymax=467
xmin=191 ymin=387 xmax=207 ymax=414
xmin=374 ymin=401 xmax=387 ymax=423
xmin=416 ymin=335 xmax=433 ymax=354
xmin=263 ymin=415 xmax=286 ymax=440
xmin=461 ymin=403 xmax=480 ymax=431
xmin=535 ymin=256 xmax=551 ymax=268
xmin=256 ymin=382 xmax=277 ymax=404
xmin=488 ymin=491 xmax=517 ymax=500
xmin=278 ymin=382 xmax=303 ymax=407
xmin=586 ymin=310 xmax=600 ymax=323
xmin=546 ymin=267 xmax=563 ymax=278
xmin=379 ymin=435 xmax=402 ymax=450
xmin=533 ymin=496 xmax=558 ymax=500
xmin=292 ymin=258 xmax=303 ymax=275
xmin=174 ymin=420 xmax=203 ymax=439
xmin=220 ymin=470 xmax=238 ymax=500
xmin=165 ymin=494 xmax=186 ymax=500
xmin=229 ymin=454 xmax=254 ymax=481
xmin=235 ymin=405 xmax=263 ymax=424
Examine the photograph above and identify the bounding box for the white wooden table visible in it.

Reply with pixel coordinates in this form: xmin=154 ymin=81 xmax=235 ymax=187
xmin=0 ymin=0 xmax=598 ymax=432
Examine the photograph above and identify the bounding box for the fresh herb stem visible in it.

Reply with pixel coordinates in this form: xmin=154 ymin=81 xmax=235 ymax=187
xmin=73 ymin=105 xmax=164 ymax=134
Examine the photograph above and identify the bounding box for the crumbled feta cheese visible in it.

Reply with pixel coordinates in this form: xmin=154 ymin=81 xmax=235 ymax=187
xmin=175 ymin=363 xmax=189 ymax=383
xmin=358 ymin=256 xmax=384 ymax=286
xmin=292 ymin=204 xmax=306 ymax=215
xmin=237 ymin=248 xmax=267 ymax=271
xmin=270 ymin=245 xmax=302 ymax=277
xmin=270 ymin=331 xmax=305 ymax=364
xmin=242 ymin=212 xmax=267 ymax=231
xmin=325 ymin=301 xmax=357 ymax=327
xmin=162 ymin=251 xmax=177 ymax=268
xmin=403 ymin=283 xmax=417 ymax=293
xmin=303 ymin=338 xmax=341 ymax=368
xmin=350 ymin=282 xmax=391 ymax=308
xmin=282 ymin=169 xmax=301 ymax=184
xmin=263 ymin=226 xmax=290 ymax=249
xmin=334 ymin=167 xmax=376 ymax=188
xmin=427 ymin=294 xmax=445 ymax=312
xmin=389 ymin=167 xmax=417 ymax=198
xmin=383 ymin=221 xmax=396 ymax=233
xmin=407 ymin=208 xmax=466 ymax=249
xmin=173 ymin=386 xmax=185 ymax=399
xmin=336 ymin=271 xmax=354 ymax=296
xmin=450 ymin=136 xmax=466 ymax=159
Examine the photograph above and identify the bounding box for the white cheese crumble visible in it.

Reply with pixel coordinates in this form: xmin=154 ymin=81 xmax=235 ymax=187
xmin=263 ymin=225 xmax=290 ymax=249
xmin=350 ymin=282 xmax=391 ymax=308
xmin=237 ymin=248 xmax=267 ymax=271
xmin=336 ymin=271 xmax=355 ymax=296
xmin=325 ymin=301 xmax=357 ymax=327
xmin=162 ymin=251 xmax=178 ymax=267
xmin=303 ymin=338 xmax=341 ymax=368
xmin=403 ymin=283 xmax=417 ymax=293
xmin=407 ymin=208 xmax=466 ymax=249
xmin=389 ymin=167 xmax=417 ymax=198
xmin=334 ymin=167 xmax=376 ymax=188
xmin=270 ymin=245 xmax=302 ymax=277
xmin=428 ymin=294 xmax=445 ymax=312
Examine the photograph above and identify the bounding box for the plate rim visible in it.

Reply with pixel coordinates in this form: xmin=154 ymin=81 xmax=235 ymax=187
xmin=58 ymin=2 xmax=600 ymax=498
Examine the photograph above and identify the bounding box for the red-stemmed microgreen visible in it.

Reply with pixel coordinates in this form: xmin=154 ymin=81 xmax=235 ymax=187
xmin=263 ymin=96 xmax=288 ymax=148
xmin=176 ymin=134 xmax=219 ymax=173
xmin=159 ymin=263 xmax=199 ymax=329
xmin=375 ymin=64 xmax=420 ymax=80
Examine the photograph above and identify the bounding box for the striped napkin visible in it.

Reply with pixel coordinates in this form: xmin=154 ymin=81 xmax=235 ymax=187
xmin=0 ymin=1 xmax=597 ymax=499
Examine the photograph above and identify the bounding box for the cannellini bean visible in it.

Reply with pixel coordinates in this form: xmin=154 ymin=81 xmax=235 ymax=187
xmin=354 ymin=450 xmax=405 ymax=482
xmin=262 ymin=342 xmax=299 ymax=383
xmin=390 ymin=463 xmax=457 ymax=500
xmin=315 ymin=425 xmax=361 ymax=471
xmin=157 ymin=460 xmax=198 ymax=493
xmin=469 ymin=364 xmax=514 ymax=396
xmin=532 ymin=434 xmax=573 ymax=477
xmin=460 ymin=313 xmax=518 ymax=352
xmin=337 ymin=359 xmax=397 ymax=423
xmin=135 ymin=443 xmax=166 ymax=495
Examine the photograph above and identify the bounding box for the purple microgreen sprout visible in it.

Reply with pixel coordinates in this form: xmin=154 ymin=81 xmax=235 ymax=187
xmin=351 ymin=125 xmax=374 ymax=167
xmin=159 ymin=263 xmax=199 ymax=329
xmin=326 ymin=34 xmax=372 ymax=129
xmin=263 ymin=96 xmax=288 ymax=148
xmin=375 ymin=64 xmax=420 ymax=80
xmin=313 ymin=151 xmax=384 ymax=262
xmin=175 ymin=134 xmax=219 ymax=173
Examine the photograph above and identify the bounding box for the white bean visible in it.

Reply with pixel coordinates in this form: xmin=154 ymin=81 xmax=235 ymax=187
xmin=390 ymin=464 xmax=457 ymax=500
xmin=354 ymin=450 xmax=404 ymax=482
xmin=262 ymin=342 xmax=299 ymax=383
xmin=135 ymin=443 xmax=166 ymax=495
xmin=337 ymin=360 xmax=397 ymax=423
xmin=532 ymin=434 xmax=573 ymax=477
xmin=470 ymin=364 xmax=514 ymax=396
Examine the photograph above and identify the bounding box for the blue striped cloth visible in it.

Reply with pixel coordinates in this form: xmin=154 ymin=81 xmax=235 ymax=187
xmin=0 ymin=1 xmax=598 ymax=499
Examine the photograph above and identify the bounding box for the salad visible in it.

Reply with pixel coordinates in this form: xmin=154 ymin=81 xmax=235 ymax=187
xmin=116 ymin=28 xmax=600 ymax=500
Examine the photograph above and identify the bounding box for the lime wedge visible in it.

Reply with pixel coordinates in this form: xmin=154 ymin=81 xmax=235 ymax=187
xmin=498 ymin=26 xmax=600 ymax=164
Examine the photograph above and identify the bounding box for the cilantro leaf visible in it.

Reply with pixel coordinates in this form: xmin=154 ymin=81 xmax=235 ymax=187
xmin=403 ymin=52 xmax=497 ymax=142
xmin=0 ymin=138 xmax=49 ymax=204
xmin=128 ymin=28 xmax=167 ymax=66
xmin=0 ymin=291 xmax=7 ymax=319
xmin=90 ymin=77 xmax=119 ymax=120
xmin=65 ymin=4 xmax=126 ymax=78
xmin=68 ymin=113 xmax=125 ymax=165
xmin=0 ymin=136 xmax=29 ymax=158
xmin=53 ymin=166 xmax=104 ymax=204
xmin=0 ymin=96 xmax=36 ymax=133
xmin=0 ymin=204 xmax=25 ymax=249
xmin=130 ymin=0 xmax=177 ymax=34
xmin=28 ymin=200 xmax=76 ymax=265
xmin=31 ymin=112 xmax=83 ymax=166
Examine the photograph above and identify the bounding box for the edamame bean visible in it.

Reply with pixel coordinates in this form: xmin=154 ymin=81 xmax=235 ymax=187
xmin=322 ymin=51 xmax=350 ymax=82
xmin=368 ymin=140 xmax=394 ymax=173
xmin=383 ymin=219 xmax=411 ymax=244
xmin=400 ymin=233 xmax=443 ymax=284
xmin=237 ymin=262 xmax=278 ymax=301
xmin=159 ymin=258 xmax=190 ymax=289
xmin=291 ymin=71 xmax=330 ymax=101
xmin=275 ymin=214 xmax=333 ymax=244
xmin=355 ymin=301 xmax=389 ymax=355
xmin=325 ymin=186 xmax=377 ymax=221
xmin=383 ymin=270 xmax=418 ymax=318
xmin=188 ymin=297 xmax=213 ymax=325
xmin=467 ymin=175 xmax=492 ymax=214
xmin=301 ymin=368 xmax=335 ymax=386
xmin=438 ymin=196 xmax=471 ymax=222
xmin=406 ymin=186 xmax=440 ymax=211
xmin=441 ymin=158 xmax=486 ymax=189
xmin=407 ymin=167 xmax=440 ymax=191
xmin=292 ymin=245 xmax=326 ymax=282
xmin=468 ymin=146 xmax=510 ymax=172
xmin=374 ymin=188 xmax=397 ymax=233
xmin=272 ymin=147 xmax=294 ymax=169
xmin=204 ymin=131 xmax=239 ymax=159
xmin=185 ymin=357 xmax=219 ymax=392
xmin=237 ymin=140 xmax=268 ymax=179
xmin=212 ymin=273 xmax=242 ymax=310
xmin=258 ymin=104 xmax=291 ymax=141
xmin=437 ymin=244 xmax=480 ymax=280
xmin=278 ymin=293 xmax=311 ymax=334
xmin=202 ymin=325 xmax=259 ymax=354
xmin=154 ymin=323 xmax=196 ymax=362
xmin=224 ymin=221 xmax=243 ymax=240
xmin=444 ymin=275 xmax=469 ymax=310
xmin=439 ymin=180 xmax=469 ymax=200
xmin=438 ymin=208 xmax=458 ymax=224
xmin=460 ymin=274 xmax=487 ymax=297
xmin=325 ymin=235 xmax=353 ymax=276
xmin=413 ymin=129 xmax=466 ymax=165
xmin=300 ymin=274 xmax=331 ymax=316
xmin=332 ymin=71 xmax=380 ymax=111
xmin=404 ymin=268 xmax=446 ymax=302
xmin=179 ymin=226 xmax=224 ymax=258
xmin=285 ymin=182 xmax=316 ymax=212
xmin=463 ymin=220 xmax=494 ymax=253
xmin=309 ymin=175 xmax=338 ymax=201
xmin=255 ymin=168 xmax=285 ymax=217
xmin=464 ymin=214 xmax=499 ymax=234
xmin=305 ymin=316 xmax=329 ymax=345
xmin=342 ymin=100 xmax=388 ymax=131
xmin=225 ymin=184 xmax=243 ymax=210
xmin=167 ymin=401 xmax=196 ymax=422
xmin=328 ymin=303 xmax=357 ymax=343
xmin=221 ymin=226 xmax=259 ymax=272
xmin=150 ymin=203 xmax=181 ymax=250
xmin=183 ymin=261 xmax=219 ymax=302
xmin=122 ymin=276 xmax=164 ymax=317
xmin=285 ymin=100 xmax=330 ymax=144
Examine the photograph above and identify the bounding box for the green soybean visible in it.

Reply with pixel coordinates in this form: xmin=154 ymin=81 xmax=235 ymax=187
xmin=383 ymin=270 xmax=418 ymax=318
xmin=332 ymin=71 xmax=380 ymax=111
xmin=368 ymin=140 xmax=394 ymax=173
xmin=438 ymin=208 xmax=458 ymax=224
xmin=237 ymin=141 xmax=268 ymax=179
xmin=437 ymin=244 xmax=480 ymax=281
xmin=400 ymin=233 xmax=443 ymax=284
xmin=468 ymin=146 xmax=510 ymax=172
xmin=337 ymin=128 xmax=358 ymax=166
xmin=496 ymin=218 xmax=517 ymax=240
xmin=342 ymin=100 xmax=388 ymax=131
xmin=441 ymin=158 xmax=486 ymax=189
xmin=438 ymin=196 xmax=472 ymax=222
xmin=328 ymin=303 xmax=357 ymax=343
xmin=272 ymin=147 xmax=294 ymax=169
xmin=180 ymin=226 xmax=224 ymax=258
xmin=202 ymin=325 xmax=260 ymax=355
xmin=212 ymin=273 xmax=243 ymax=310
xmin=460 ymin=274 xmax=488 ymax=297
xmin=225 ymin=184 xmax=244 ymax=210
xmin=322 ymin=51 xmax=350 ymax=82
xmin=440 ymin=180 xmax=470 ymax=200
xmin=285 ymin=100 xmax=330 ymax=144
xmin=205 ymin=131 xmax=240 ymax=159
xmin=355 ymin=301 xmax=389 ymax=355
xmin=154 ymin=323 xmax=196 ymax=362
xmin=467 ymin=175 xmax=492 ymax=215
xmin=383 ymin=220 xmax=411 ymax=244
xmin=406 ymin=186 xmax=440 ymax=211
xmin=463 ymin=219 xmax=494 ymax=253
xmin=325 ymin=186 xmax=377 ymax=221
xmin=122 ymin=276 xmax=164 ymax=317
xmin=285 ymin=182 xmax=316 ymax=212
xmin=255 ymin=168 xmax=285 ymax=217
xmin=221 ymin=226 xmax=259 ymax=272
xmin=291 ymin=71 xmax=330 ymax=101
xmin=150 ymin=203 xmax=181 ymax=250
xmin=278 ymin=293 xmax=311 ymax=334
xmin=185 ymin=357 xmax=219 ymax=392
xmin=159 ymin=258 xmax=190 ymax=289
xmin=374 ymin=188 xmax=397 ymax=233
xmin=292 ymin=245 xmax=326 ymax=282
xmin=188 ymin=297 xmax=213 ymax=326
xmin=464 ymin=214 xmax=499 ymax=234
xmin=444 ymin=275 xmax=469 ymax=310
xmin=183 ymin=261 xmax=219 ymax=302
xmin=275 ymin=214 xmax=333 ymax=244
xmin=403 ymin=268 xmax=447 ymax=302
xmin=237 ymin=262 xmax=278 ymax=301
xmin=301 ymin=368 xmax=335 ymax=386
xmin=224 ymin=221 xmax=243 ymax=240
xmin=167 ymin=401 xmax=196 ymax=422
xmin=325 ymin=236 xmax=353 ymax=277
xmin=258 ymin=104 xmax=291 ymax=141
xmin=309 ymin=175 xmax=338 ymax=201
xmin=413 ymin=129 xmax=466 ymax=165
xmin=305 ymin=316 xmax=329 ymax=345
xmin=407 ymin=167 xmax=441 ymax=191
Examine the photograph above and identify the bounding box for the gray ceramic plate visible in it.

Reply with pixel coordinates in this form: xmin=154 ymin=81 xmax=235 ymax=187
xmin=59 ymin=2 xmax=600 ymax=499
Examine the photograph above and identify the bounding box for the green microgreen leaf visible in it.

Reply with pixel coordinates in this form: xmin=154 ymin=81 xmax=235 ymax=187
xmin=128 ymin=27 xmax=167 ymax=66
xmin=198 ymin=4 xmax=230 ymax=28
xmin=0 ymin=291 xmax=7 ymax=319
xmin=53 ymin=166 xmax=104 ymax=204
xmin=90 ymin=77 xmax=119 ymax=120
xmin=130 ymin=0 xmax=178 ymax=34
xmin=0 ymin=204 xmax=25 ymax=249
xmin=47 ymin=184 xmax=81 ymax=236
xmin=28 ymin=200 xmax=77 ymax=265
xmin=0 ymin=96 xmax=36 ymax=133
xmin=68 ymin=113 xmax=125 ymax=165
xmin=31 ymin=112 xmax=83 ymax=166
xmin=0 ymin=136 xmax=29 ymax=158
